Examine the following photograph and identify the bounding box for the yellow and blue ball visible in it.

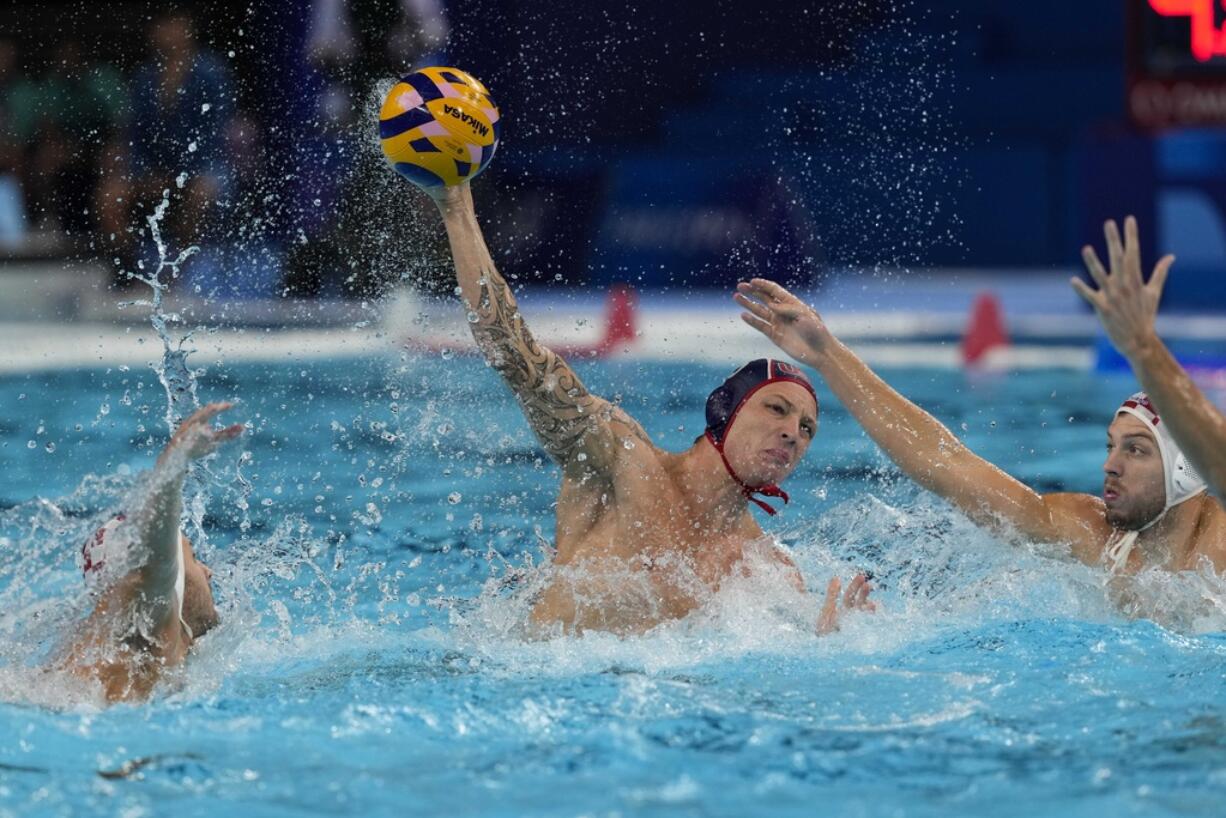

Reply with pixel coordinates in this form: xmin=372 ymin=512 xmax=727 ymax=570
xmin=379 ymin=66 xmax=501 ymax=188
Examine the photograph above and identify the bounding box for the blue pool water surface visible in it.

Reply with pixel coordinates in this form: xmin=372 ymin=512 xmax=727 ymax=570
xmin=1 ymin=356 xmax=1224 ymax=818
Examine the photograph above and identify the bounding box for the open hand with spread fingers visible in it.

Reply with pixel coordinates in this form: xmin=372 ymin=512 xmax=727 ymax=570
xmin=159 ymin=402 xmax=244 ymax=467
xmin=817 ymin=573 xmax=877 ymax=635
xmin=1073 ymin=216 xmax=1174 ymax=361
xmin=735 ymin=278 xmax=833 ymax=366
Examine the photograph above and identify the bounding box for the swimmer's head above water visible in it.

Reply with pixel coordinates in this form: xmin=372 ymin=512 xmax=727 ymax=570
xmin=703 ymin=359 xmax=819 ymax=514
xmin=84 ymin=517 xmax=221 ymax=639
xmin=61 ymin=402 xmax=241 ymax=703
xmin=1105 ymin=392 xmax=1207 ymax=531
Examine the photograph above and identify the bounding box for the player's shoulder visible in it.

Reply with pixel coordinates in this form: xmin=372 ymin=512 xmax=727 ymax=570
xmin=1041 ymin=492 xmax=1112 ymax=561
xmin=1042 ymin=491 xmax=1106 ymax=518
xmin=598 ymin=402 xmax=666 ymax=465
xmin=1193 ymin=494 xmax=1226 ymax=568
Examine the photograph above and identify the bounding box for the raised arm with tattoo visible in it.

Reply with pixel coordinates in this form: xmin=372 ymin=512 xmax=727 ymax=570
xmin=735 ymin=279 xmax=1105 ymax=560
xmin=427 ymin=185 xmax=650 ymax=472
xmin=415 ymin=183 xmax=877 ymax=635
xmin=1076 ymin=216 xmax=1226 ymax=500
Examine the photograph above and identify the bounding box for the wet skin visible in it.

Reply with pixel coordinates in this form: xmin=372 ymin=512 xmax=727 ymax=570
xmin=62 ymin=403 xmax=239 ymax=703
xmin=1102 ymin=414 xmax=1166 ymax=532
xmin=530 ymin=382 xmax=820 ymax=634
xmin=427 ymin=184 xmax=874 ymax=636
xmin=735 ymin=277 xmax=1226 ymax=579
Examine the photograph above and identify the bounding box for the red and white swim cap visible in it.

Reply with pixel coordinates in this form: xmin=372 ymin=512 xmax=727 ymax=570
xmin=1116 ymin=392 xmax=1206 ymax=515
xmin=82 ymin=513 xmax=126 ymax=577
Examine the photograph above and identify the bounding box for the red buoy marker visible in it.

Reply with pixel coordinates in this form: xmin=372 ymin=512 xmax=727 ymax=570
xmin=962 ymin=292 xmax=1008 ymax=365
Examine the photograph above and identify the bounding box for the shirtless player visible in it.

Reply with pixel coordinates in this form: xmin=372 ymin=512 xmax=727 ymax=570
xmin=1075 ymin=216 xmax=1226 ymax=505
xmin=61 ymin=403 xmax=242 ymax=702
xmin=427 ymin=184 xmax=874 ymax=635
xmin=735 ymin=274 xmax=1226 ymax=579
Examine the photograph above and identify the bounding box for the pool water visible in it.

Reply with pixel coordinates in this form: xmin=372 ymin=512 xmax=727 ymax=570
xmin=1 ymin=356 xmax=1225 ymax=818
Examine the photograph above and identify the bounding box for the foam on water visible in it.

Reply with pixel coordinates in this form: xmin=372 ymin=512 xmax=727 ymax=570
xmin=3 ymin=356 xmax=1226 ymax=815
xmin=0 ymin=469 xmax=1145 ymax=713
xmin=75 ymin=497 xmax=1226 ymax=689
xmin=439 ymin=487 xmax=1226 ymax=687
xmin=3 ymin=358 xmax=1223 ymax=715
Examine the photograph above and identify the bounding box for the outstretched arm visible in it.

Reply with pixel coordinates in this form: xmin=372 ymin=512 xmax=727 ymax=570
xmin=427 ymin=185 xmax=649 ymax=471
xmin=1076 ymin=216 xmax=1226 ymax=501
xmin=127 ymin=403 xmax=242 ymax=634
xmin=67 ymin=403 xmax=241 ymax=700
xmin=735 ymin=279 xmax=1103 ymax=559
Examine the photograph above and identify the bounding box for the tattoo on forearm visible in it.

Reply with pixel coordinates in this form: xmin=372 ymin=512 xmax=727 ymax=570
xmin=468 ymin=271 xmax=607 ymax=461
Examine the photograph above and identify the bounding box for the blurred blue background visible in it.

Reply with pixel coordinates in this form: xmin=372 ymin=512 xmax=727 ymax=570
xmin=2 ymin=0 xmax=1226 ymax=309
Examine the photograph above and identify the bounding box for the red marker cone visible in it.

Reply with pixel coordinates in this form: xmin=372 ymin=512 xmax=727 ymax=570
xmin=597 ymin=284 xmax=638 ymax=354
xmin=552 ymin=284 xmax=639 ymax=359
xmin=962 ymin=292 xmax=1008 ymax=365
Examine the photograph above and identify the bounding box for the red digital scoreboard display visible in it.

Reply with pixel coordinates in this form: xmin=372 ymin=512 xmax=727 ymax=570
xmin=1129 ymin=0 xmax=1226 ymax=127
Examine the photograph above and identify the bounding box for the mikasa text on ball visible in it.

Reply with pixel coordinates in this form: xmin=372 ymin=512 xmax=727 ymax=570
xmin=378 ymin=66 xmax=501 ymax=188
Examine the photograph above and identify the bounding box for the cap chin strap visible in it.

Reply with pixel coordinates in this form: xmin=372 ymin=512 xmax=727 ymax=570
xmin=173 ymin=532 xmax=193 ymax=641
xmin=1104 ymin=529 xmax=1138 ymax=575
xmin=85 ymin=514 xmax=194 ymax=639
xmin=703 ymin=430 xmax=790 ymax=516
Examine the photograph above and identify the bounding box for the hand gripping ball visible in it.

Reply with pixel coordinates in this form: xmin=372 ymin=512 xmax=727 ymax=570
xmin=378 ymin=67 xmax=501 ymax=188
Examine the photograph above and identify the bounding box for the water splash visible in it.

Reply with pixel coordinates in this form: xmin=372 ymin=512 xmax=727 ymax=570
xmin=439 ymin=488 xmax=1226 ymax=682
xmin=119 ymin=191 xmax=203 ymax=435
xmin=0 ymin=474 xmax=138 ymax=682
xmin=116 ymin=191 xmax=214 ymax=546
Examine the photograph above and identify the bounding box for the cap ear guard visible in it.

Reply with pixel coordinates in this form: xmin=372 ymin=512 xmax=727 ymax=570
xmin=704 ymin=384 xmax=739 ymax=445
xmin=1172 ymin=451 xmax=1204 ymax=499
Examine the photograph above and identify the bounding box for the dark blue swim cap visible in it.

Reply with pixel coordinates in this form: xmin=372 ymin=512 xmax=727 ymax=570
xmin=705 ymin=358 xmax=818 ymax=445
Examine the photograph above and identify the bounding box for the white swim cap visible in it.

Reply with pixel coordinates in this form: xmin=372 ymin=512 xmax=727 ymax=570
xmin=82 ymin=513 xmax=127 ymax=580
xmin=1115 ymin=392 xmax=1206 ymax=521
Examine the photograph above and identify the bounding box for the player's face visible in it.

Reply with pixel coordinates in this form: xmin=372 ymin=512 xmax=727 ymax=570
xmin=722 ymin=382 xmax=818 ymax=486
xmin=1103 ymin=414 xmax=1166 ymax=530
xmin=181 ymin=538 xmax=220 ymax=637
